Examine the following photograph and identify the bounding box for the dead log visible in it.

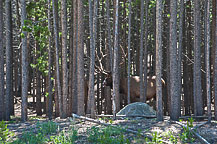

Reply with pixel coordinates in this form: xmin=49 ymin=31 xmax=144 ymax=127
xmin=170 ymin=120 xmax=210 ymax=144
xmin=72 ymin=113 xmax=171 ymax=143
xmin=96 ymin=114 xmax=156 ymax=118
xmin=72 ymin=113 xmax=152 ymax=138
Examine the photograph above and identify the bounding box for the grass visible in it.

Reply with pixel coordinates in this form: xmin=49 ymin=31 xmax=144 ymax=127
xmin=1 ymin=117 xmax=198 ymax=144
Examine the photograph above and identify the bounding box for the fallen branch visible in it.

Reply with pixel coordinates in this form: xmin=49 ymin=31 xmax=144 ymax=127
xmin=192 ymin=121 xmax=209 ymax=130
xmin=97 ymin=114 xmax=156 ymax=118
xmin=72 ymin=113 xmax=171 ymax=143
xmin=72 ymin=113 xmax=153 ymax=139
xmin=170 ymin=120 xmax=210 ymax=144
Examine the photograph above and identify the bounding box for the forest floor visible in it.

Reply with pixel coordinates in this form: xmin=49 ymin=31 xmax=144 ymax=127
xmin=4 ymin=100 xmax=217 ymax=144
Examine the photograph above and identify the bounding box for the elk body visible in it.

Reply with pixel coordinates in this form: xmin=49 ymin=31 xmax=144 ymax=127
xmin=103 ymin=74 xmax=165 ymax=103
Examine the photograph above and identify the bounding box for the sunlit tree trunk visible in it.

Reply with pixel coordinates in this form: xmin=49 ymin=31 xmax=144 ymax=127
xmin=77 ymin=0 xmax=85 ymax=116
xmin=21 ymin=0 xmax=28 ymax=121
xmin=113 ymin=0 xmax=120 ymax=118
xmin=61 ymin=0 xmax=68 ymax=118
xmin=52 ymin=0 xmax=63 ymax=118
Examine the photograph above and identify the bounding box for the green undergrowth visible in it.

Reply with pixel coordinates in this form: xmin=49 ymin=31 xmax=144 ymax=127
xmin=10 ymin=121 xmax=77 ymax=144
xmin=1 ymin=117 xmax=198 ymax=144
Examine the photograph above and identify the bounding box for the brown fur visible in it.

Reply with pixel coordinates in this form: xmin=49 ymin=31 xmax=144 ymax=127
xmin=103 ymin=74 xmax=165 ymax=103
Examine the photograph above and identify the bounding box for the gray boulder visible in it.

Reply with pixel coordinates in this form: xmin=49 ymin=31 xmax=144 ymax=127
xmin=117 ymin=102 xmax=156 ymax=116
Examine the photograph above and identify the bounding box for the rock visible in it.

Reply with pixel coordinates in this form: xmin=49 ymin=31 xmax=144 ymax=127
xmin=117 ymin=102 xmax=156 ymax=116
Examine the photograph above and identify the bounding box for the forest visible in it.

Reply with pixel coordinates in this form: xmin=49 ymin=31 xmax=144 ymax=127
xmin=0 ymin=0 xmax=217 ymax=143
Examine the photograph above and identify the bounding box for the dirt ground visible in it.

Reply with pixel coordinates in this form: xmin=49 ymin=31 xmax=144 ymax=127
xmin=6 ymin=100 xmax=217 ymax=144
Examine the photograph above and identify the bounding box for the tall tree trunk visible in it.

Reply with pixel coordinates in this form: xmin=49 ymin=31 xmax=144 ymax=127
xmin=52 ymin=0 xmax=63 ymax=118
xmin=48 ymin=0 xmax=53 ymax=120
xmin=211 ymin=0 xmax=216 ymax=68
xmin=105 ymin=0 xmax=112 ymax=114
xmin=77 ymin=0 xmax=85 ymax=116
xmin=193 ymin=0 xmax=203 ymax=116
xmin=68 ymin=1 xmax=74 ymax=116
xmin=143 ymin=0 xmax=149 ymax=102
xmin=156 ymin=0 xmax=163 ymax=121
xmin=113 ymin=0 xmax=120 ymax=118
xmin=214 ymin=0 xmax=217 ymax=120
xmin=72 ymin=0 xmax=78 ymax=114
xmin=127 ymin=0 xmax=132 ymax=104
xmin=0 ymin=0 xmax=5 ymax=121
xmin=5 ymin=0 xmax=13 ymax=120
xmin=183 ymin=0 xmax=194 ymax=115
xmin=87 ymin=0 xmax=98 ymax=118
xmin=139 ymin=0 xmax=144 ymax=102
xmin=21 ymin=0 xmax=28 ymax=121
xmin=162 ymin=0 xmax=170 ymax=115
xmin=177 ymin=0 xmax=184 ymax=117
xmin=205 ymin=0 xmax=211 ymax=122
xmin=170 ymin=0 xmax=180 ymax=120
xmin=61 ymin=0 xmax=68 ymax=118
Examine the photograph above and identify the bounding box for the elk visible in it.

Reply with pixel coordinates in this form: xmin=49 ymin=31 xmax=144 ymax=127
xmin=103 ymin=72 xmax=165 ymax=104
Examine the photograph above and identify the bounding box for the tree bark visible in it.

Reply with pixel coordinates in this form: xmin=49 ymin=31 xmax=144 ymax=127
xmin=48 ymin=0 xmax=53 ymax=120
xmin=156 ymin=0 xmax=163 ymax=121
xmin=177 ymin=0 xmax=184 ymax=117
xmin=61 ymin=0 xmax=68 ymax=118
xmin=21 ymin=0 xmax=28 ymax=121
xmin=169 ymin=0 xmax=180 ymax=120
xmin=105 ymin=0 xmax=112 ymax=114
xmin=127 ymin=0 xmax=132 ymax=104
xmin=72 ymin=0 xmax=78 ymax=114
xmin=0 ymin=0 xmax=5 ymax=121
xmin=5 ymin=0 xmax=13 ymax=120
xmin=77 ymin=0 xmax=85 ymax=116
xmin=52 ymin=0 xmax=63 ymax=118
xmin=214 ymin=0 xmax=217 ymax=120
xmin=113 ymin=0 xmax=120 ymax=118
xmin=139 ymin=0 xmax=144 ymax=102
xmin=204 ymin=0 xmax=211 ymax=122
xmin=193 ymin=0 xmax=203 ymax=116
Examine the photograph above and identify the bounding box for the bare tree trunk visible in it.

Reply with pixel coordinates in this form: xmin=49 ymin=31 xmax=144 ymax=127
xmin=113 ymin=0 xmax=120 ymax=118
xmin=170 ymin=0 xmax=180 ymax=120
xmin=183 ymin=0 xmax=194 ymax=115
xmin=177 ymin=0 xmax=184 ymax=116
xmin=0 ymin=0 xmax=5 ymax=121
xmin=139 ymin=0 xmax=144 ymax=102
xmin=162 ymin=0 xmax=170 ymax=115
xmin=214 ymin=0 xmax=217 ymax=120
xmin=105 ymin=0 xmax=112 ymax=114
xmin=61 ymin=0 xmax=68 ymax=118
xmin=204 ymin=0 xmax=211 ymax=122
xmin=127 ymin=0 xmax=132 ymax=104
xmin=48 ymin=0 xmax=53 ymax=120
xmin=72 ymin=0 xmax=78 ymax=114
xmin=77 ymin=0 xmax=85 ymax=116
xmin=36 ymin=67 xmax=42 ymax=116
xmin=5 ymin=0 xmax=12 ymax=120
xmin=68 ymin=1 xmax=74 ymax=116
xmin=143 ymin=0 xmax=149 ymax=103
xmin=52 ymin=0 xmax=63 ymax=118
xmin=21 ymin=0 xmax=28 ymax=121
xmin=193 ymin=0 xmax=203 ymax=116
xmin=156 ymin=0 xmax=163 ymax=121
xmin=87 ymin=0 xmax=98 ymax=118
